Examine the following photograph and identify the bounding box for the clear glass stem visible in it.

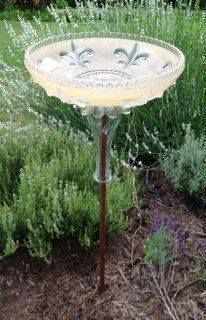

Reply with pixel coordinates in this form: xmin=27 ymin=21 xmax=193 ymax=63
xmin=87 ymin=110 xmax=121 ymax=183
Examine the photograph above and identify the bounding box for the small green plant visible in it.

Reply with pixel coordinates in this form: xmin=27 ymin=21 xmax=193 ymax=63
xmin=145 ymin=227 xmax=173 ymax=265
xmin=161 ymin=127 xmax=206 ymax=205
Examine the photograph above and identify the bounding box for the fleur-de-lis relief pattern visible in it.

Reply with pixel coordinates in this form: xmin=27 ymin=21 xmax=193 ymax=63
xmin=60 ymin=40 xmax=95 ymax=67
xmin=162 ymin=62 xmax=172 ymax=71
xmin=114 ymin=43 xmax=149 ymax=68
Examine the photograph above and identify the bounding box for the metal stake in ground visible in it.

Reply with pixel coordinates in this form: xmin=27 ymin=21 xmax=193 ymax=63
xmin=98 ymin=115 xmax=108 ymax=294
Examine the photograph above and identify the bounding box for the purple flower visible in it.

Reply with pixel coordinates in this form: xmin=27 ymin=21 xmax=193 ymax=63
xmin=150 ymin=212 xmax=179 ymax=235
xmin=177 ymin=230 xmax=186 ymax=251
xmin=149 ymin=211 xmax=188 ymax=252
xmin=150 ymin=218 xmax=161 ymax=234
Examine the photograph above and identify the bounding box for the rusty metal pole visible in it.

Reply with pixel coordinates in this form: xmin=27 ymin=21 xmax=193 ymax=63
xmin=98 ymin=114 xmax=108 ymax=294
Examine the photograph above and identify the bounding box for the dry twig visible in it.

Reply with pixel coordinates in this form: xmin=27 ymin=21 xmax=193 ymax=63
xmin=149 ymin=266 xmax=180 ymax=320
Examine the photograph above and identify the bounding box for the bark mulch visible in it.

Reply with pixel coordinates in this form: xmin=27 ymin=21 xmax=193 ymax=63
xmin=1 ymin=170 xmax=206 ymax=320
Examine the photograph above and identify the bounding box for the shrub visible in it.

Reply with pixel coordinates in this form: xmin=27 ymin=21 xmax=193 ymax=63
xmin=6 ymin=0 xmax=52 ymax=10
xmin=0 ymin=0 xmax=77 ymax=12
xmin=161 ymin=127 xmax=206 ymax=205
xmin=0 ymin=122 xmax=137 ymax=261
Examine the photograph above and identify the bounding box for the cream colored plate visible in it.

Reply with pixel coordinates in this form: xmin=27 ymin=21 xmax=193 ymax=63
xmin=25 ymin=32 xmax=185 ymax=108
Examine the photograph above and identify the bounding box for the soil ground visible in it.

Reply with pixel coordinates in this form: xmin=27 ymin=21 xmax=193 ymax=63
xmin=1 ymin=170 xmax=206 ymax=320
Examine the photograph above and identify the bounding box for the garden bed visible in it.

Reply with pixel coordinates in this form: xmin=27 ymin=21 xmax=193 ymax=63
xmin=1 ymin=170 xmax=206 ymax=320
xmin=0 ymin=3 xmax=206 ymax=319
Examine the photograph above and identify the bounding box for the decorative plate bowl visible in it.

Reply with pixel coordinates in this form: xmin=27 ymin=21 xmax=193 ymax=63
xmin=25 ymin=31 xmax=185 ymax=109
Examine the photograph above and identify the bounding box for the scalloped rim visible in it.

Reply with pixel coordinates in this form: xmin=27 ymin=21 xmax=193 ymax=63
xmin=24 ymin=31 xmax=185 ymax=89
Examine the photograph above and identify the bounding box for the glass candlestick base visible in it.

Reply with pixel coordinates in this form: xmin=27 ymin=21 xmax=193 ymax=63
xmin=87 ymin=107 xmax=121 ymax=183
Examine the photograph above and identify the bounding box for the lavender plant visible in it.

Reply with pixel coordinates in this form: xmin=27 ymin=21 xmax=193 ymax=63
xmin=145 ymin=209 xmax=188 ymax=265
xmin=145 ymin=226 xmax=174 ymax=265
xmin=0 ymin=122 xmax=136 ymax=261
xmin=161 ymin=127 xmax=206 ymax=205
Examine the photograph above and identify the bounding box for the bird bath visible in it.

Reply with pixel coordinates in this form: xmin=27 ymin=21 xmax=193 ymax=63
xmin=25 ymin=31 xmax=185 ymax=293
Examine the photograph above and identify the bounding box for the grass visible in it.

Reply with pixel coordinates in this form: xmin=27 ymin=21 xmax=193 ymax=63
xmin=0 ymin=20 xmax=31 ymax=124
xmin=0 ymin=19 xmax=60 ymax=124
xmin=0 ymin=21 xmax=23 ymax=56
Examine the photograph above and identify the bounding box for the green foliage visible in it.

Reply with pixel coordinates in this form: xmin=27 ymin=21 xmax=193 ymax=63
xmin=0 ymin=0 xmax=76 ymax=17
xmin=161 ymin=127 xmax=206 ymax=205
xmin=55 ymin=0 xmax=68 ymax=9
xmin=0 ymin=6 xmax=36 ymax=21
xmin=0 ymin=122 xmax=136 ymax=261
xmin=6 ymin=0 xmax=52 ymax=10
xmin=0 ymin=205 xmax=18 ymax=260
xmin=145 ymin=227 xmax=173 ymax=265
xmin=55 ymin=0 xmax=76 ymax=8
